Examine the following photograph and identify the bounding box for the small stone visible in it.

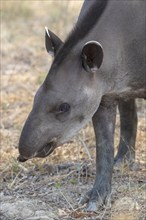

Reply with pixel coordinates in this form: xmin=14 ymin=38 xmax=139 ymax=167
xmin=113 ymin=197 xmax=139 ymax=211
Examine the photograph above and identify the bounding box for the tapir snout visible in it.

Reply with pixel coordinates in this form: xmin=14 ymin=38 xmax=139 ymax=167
xmin=18 ymin=108 xmax=59 ymax=161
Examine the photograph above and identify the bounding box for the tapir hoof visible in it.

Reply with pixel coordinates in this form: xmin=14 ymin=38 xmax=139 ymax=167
xmin=79 ymin=187 xmax=111 ymax=212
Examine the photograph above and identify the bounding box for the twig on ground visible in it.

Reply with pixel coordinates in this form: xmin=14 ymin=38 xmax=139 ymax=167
xmin=59 ymin=189 xmax=75 ymax=211
xmin=78 ymin=136 xmax=92 ymax=160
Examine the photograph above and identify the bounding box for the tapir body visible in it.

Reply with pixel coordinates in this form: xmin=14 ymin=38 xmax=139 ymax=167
xmin=18 ymin=0 xmax=146 ymax=211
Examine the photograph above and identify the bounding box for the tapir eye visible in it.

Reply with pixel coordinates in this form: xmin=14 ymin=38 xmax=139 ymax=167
xmin=57 ymin=103 xmax=71 ymax=114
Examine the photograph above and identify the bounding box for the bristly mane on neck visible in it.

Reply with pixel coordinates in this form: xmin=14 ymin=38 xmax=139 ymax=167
xmin=53 ymin=0 xmax=108 ymax=67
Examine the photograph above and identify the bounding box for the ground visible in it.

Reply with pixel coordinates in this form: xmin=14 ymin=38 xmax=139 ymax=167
xmin=0 ymin=1 xmax=146 ymax=220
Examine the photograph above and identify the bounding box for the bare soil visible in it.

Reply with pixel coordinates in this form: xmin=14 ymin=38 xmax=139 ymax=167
xmin=0 ymin=1 xmax=146 ymax=220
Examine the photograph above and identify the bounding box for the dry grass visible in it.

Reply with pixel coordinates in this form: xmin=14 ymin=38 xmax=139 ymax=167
xmin=0 ymin=2 xmax=146 ymax=220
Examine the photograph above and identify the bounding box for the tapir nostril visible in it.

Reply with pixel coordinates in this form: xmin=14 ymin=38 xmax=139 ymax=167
xmin=18 ymin=141 xmax=35 ymax=159
xmin=17 ymin=155 xmax=28 ymax=162
xmin=18 ymin=144 xmax=37 ymax=161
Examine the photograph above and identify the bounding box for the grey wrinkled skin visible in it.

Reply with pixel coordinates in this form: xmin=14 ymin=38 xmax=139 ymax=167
xmin=18 ymin=0 xmax=146 ymax=211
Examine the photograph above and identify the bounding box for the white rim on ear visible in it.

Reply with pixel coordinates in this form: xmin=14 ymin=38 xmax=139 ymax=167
xmin=45 ymin=26 xmax=51 ymax=38
xmin=45 ymin=27 xmax=54 ymax=56
xmin=84 ymin=40 xmax=103 ymax=49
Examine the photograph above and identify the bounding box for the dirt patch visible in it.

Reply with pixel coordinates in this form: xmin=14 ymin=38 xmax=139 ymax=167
xmin=0 ymin=196 xmax=58 ymax=220
xmin=1 ymin=162 xmax=145 ymax=220
xmin=1 ymin=1 xmax=146 ymax=220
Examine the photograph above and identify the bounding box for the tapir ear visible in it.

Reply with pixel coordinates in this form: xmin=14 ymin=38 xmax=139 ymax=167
xmin=45 ymin=27 xmax=63 ymax=57
xmin=82 ymin=41 xmax=103 ymax=73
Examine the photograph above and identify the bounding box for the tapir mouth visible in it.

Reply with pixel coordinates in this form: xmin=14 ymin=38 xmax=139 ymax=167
xmin=17 ymin=141 xmax=57 ymax=162
xmin=36 ymin=141 xmax=56 ymax=157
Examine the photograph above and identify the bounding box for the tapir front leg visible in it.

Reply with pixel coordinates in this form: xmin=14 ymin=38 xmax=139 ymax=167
xmin=80 ymin=97 xmax=117 ymax=211
xmin=114 ymin=99 xmax=137 ymax=164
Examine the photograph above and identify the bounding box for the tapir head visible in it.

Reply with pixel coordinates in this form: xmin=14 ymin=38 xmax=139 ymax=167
xmin=18 ymin=27 xmax=104 ymax=162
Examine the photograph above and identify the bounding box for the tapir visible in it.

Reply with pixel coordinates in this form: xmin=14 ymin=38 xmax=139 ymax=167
xmin=18 ymin=0 xmax=146 ymax=211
